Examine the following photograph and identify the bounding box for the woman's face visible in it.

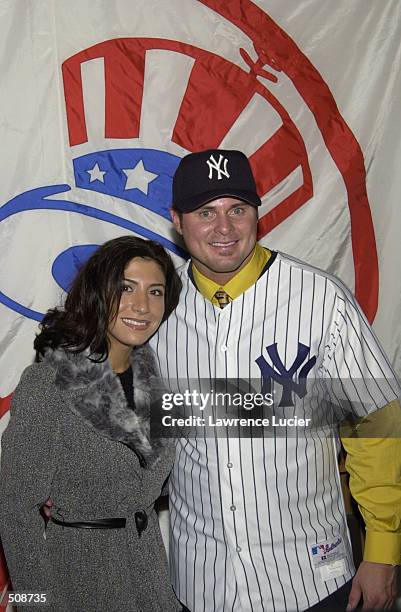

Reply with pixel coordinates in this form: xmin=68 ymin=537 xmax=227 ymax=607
xmin=107 ymin=257 xmax=166 ymax=354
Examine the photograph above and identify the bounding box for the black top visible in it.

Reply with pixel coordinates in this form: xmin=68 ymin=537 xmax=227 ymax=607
xmin=117 ymin=366 xmax=135 ymax=411
xmin=117 ymin=366 xmax=146 ymax=466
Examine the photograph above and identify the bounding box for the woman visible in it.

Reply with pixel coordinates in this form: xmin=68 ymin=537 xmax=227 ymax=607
xmin=0 ymin=236 xmax=182 ymax=611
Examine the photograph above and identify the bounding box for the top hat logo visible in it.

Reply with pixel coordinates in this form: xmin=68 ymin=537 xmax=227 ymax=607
xmin=0 ymin=1 xmax=378 ymax=397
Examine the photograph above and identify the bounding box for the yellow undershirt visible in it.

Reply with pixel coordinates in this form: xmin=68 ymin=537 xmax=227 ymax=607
xmin=192 ymin=244 xmax=401 ymax=565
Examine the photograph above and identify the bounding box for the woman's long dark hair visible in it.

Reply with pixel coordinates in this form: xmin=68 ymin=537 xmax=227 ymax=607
xmin=34 ymin=236 xmax=182 ymax=360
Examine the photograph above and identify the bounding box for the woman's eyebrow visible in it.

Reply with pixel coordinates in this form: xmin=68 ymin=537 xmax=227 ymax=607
xmin=123 ymin=277 xmax=165 ymax=287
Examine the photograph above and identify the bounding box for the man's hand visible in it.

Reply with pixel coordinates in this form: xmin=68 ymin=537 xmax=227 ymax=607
xmin=40 ymin=497 xmax=53 ymax=522
xmin=347 ymin=561 xmax=398 ymax=610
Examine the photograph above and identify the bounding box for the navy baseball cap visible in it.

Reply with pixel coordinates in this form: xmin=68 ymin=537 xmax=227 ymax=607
xmin=172 ymin=149 xmax=262 ymax=213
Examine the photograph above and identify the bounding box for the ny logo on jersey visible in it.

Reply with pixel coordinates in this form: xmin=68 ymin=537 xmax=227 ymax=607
xmin=206 ymin=154 xmax=230 ymax=180
xmin=255 ymin=342 xmax=317 ymax=407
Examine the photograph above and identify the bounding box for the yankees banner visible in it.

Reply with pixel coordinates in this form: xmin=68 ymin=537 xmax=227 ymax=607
xmin=1 ymin=0 xmax=401 ymax=606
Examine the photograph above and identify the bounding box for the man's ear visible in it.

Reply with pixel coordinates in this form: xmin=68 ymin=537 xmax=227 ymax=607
xmin=170 ymin=208 xmax=183 ymax=235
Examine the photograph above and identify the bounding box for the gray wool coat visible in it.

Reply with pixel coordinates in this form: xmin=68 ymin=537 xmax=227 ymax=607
xmin=0 ymin=345 xmax=181 ymax=612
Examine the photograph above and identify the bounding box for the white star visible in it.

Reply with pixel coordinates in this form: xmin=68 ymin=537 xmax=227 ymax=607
xmin=87 ymin=163 xmax=106 ymax=183
xmin=122 ymin=160 xmax=158 ymax=195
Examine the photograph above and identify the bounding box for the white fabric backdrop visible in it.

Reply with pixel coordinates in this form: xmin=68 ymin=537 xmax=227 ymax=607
xmin=1 ymin=0 xmax=400 ymax=606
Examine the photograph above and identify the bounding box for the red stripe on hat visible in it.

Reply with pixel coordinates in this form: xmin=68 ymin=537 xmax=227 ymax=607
xmin=172 ymin=53 xmax=256 ymax=151
xmin=62 ymin=39 xmax=145 ymax=146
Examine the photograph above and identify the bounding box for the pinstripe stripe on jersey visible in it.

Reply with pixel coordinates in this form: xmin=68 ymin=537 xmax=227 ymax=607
xmin=216 ymin=297 xmax=256 ymax=610
xmin=247 ymin=282 xmax=278 ymax=609
xmin=234 ymin=295 xmax=265 ymax=610
xmin=259 ymin=274 xmax=287 ymax=611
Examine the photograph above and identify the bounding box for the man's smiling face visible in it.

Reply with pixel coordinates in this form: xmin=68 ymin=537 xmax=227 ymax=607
xmin=171 ymin=197 xmax=258 ymax=284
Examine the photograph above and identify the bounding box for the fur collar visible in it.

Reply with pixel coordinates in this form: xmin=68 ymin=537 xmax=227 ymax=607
xmin=42 ymin=345 xmax=167 ymax=467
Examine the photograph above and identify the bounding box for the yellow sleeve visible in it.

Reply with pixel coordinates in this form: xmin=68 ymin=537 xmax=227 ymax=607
xmin=341 ymin=400 xmax=401 ymax=564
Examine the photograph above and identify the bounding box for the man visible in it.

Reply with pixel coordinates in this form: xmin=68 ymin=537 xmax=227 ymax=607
xmin=151 ymin=149 xmax=401 ymax=611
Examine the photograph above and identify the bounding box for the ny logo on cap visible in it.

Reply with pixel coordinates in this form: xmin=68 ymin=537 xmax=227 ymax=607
xmin=206 ymin=154 xmax=230 ymax=180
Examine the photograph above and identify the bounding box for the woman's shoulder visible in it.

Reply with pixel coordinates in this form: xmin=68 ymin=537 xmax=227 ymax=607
xmin=9 ymin=360 xmax=66 ymax=424
xmin=17 ymin=360 xmax=57 ymax=389
xmin=13 ymin=351 xmax=71 ymax=406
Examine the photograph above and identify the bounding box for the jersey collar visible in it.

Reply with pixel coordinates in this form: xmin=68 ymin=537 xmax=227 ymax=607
xmin=192 ymin=243 xmax=271 ymax=305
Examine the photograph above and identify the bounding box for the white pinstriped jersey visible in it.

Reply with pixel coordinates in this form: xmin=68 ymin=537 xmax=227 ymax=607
xmin=150 ymin=251 xmax=399 ymax=612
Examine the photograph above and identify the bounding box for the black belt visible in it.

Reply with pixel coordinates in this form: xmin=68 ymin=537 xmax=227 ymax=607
xmin=51 ymin=517 xmax=126 ymax=529
xmin=50 ymin=510 xmax=148 ymax=536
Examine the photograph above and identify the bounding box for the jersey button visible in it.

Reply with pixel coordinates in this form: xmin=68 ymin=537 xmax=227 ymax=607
xmin=230 ymin=505 xmax=236 ymax=511
xmin=236 ymin=546 xmax=242 ymax=553
xmin=227 ymin=462 xmax=233 ymax=468
xmin=221 ymin=345 xmax=228 ymax=351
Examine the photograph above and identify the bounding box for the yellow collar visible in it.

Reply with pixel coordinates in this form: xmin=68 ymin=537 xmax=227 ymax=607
xmin=192 ymin=244 xmax=271 ymax=305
